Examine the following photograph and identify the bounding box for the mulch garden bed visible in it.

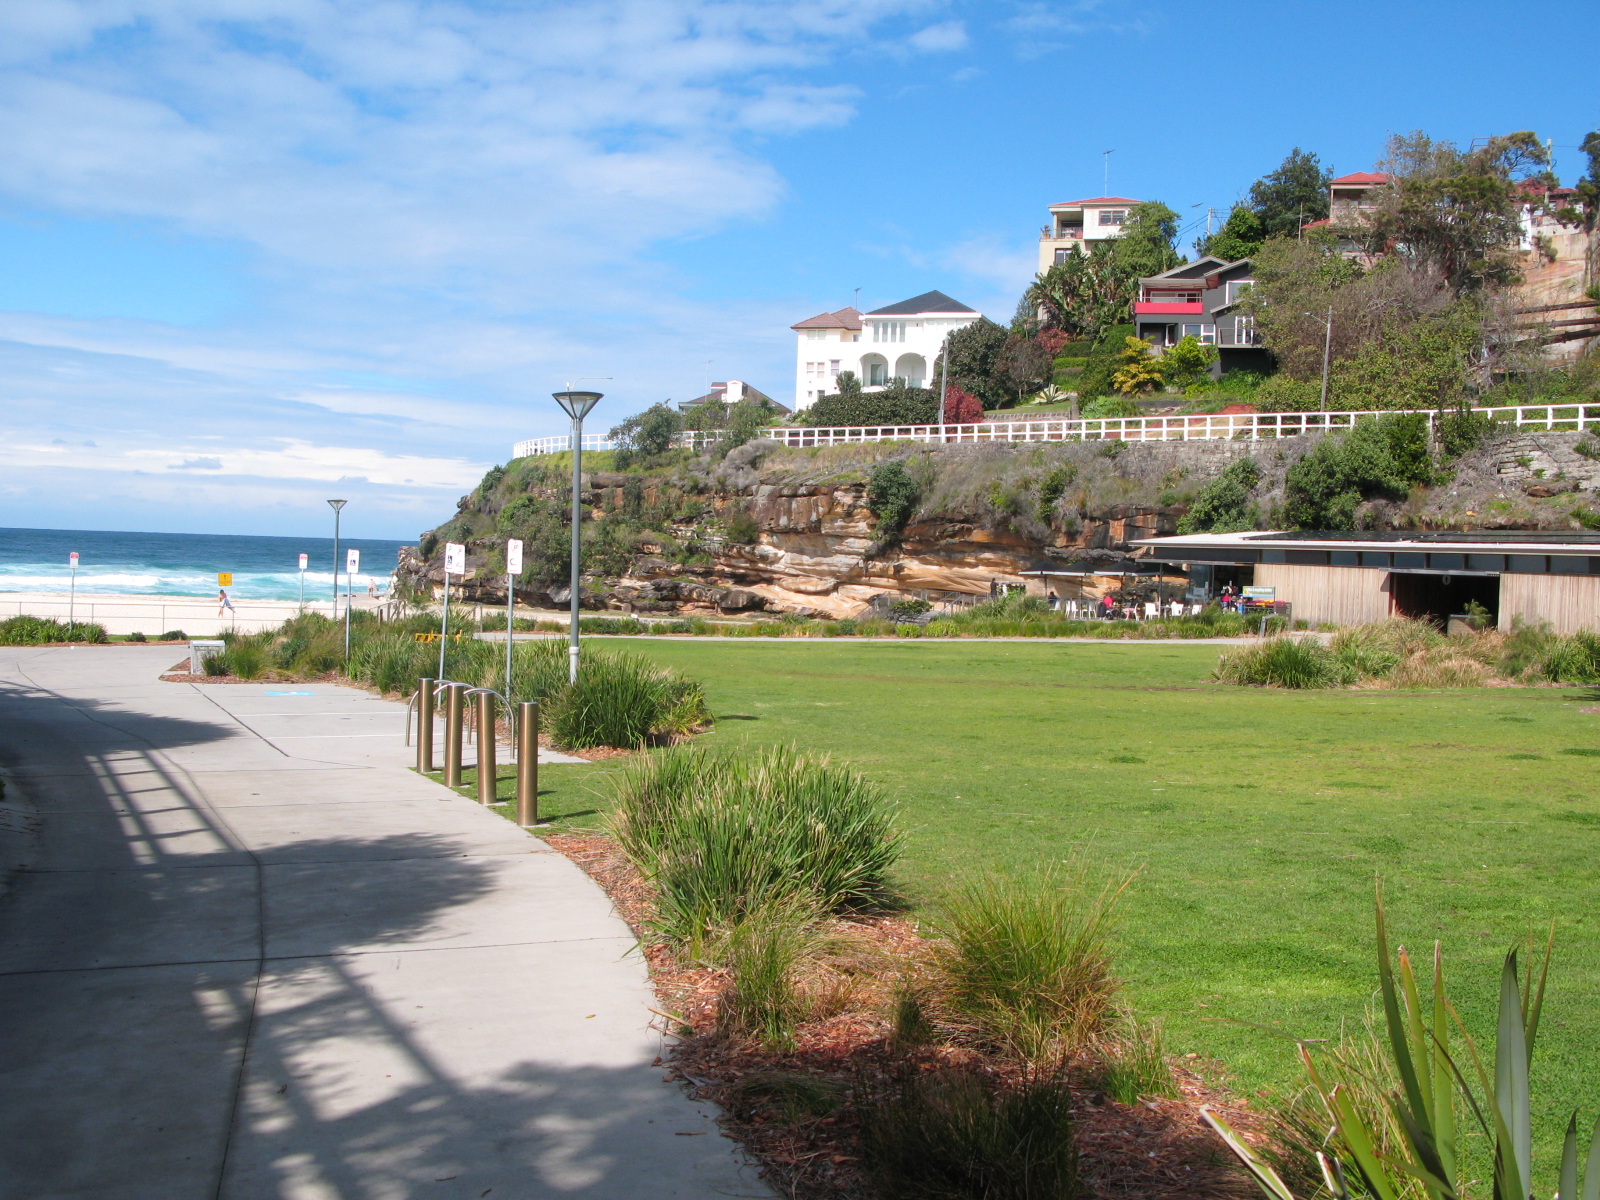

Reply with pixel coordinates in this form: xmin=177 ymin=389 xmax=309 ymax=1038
xmin=544 ymin=831 xmax=1269 ymax=1200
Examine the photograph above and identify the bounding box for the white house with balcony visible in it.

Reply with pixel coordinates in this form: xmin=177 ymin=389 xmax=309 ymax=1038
xmin=791 ymin=290 xmax=981 ymax=409
xmin=1037 ymin=195 xmax=1142 ymax=273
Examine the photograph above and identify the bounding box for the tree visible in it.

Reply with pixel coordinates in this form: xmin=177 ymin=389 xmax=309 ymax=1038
xmin=995 ymin=333 xmax=1053 ymax=404
xmin=1025 ymin=241 xmax=1137 ymax=342
xmin=1247 ymin=147 xmax=1332 ymax=239
xmin=1197 ymin=203 xmax=1264 ymax=261
xmin=1177 ymin=458 xmax=1259 ymax=534
xmin=866 ymin=460 xmax=921 ymax=546
xmin=1554 ymin=130 xmax=1600 ymax=288
xmin=609 ymin=402 xmax=680 ymax=460
xmin=1282 ymin=413 xmax=1438 ymax=528
xmin=1110 ymin=336 xmax=1163 ymax=395
xmin=1112 ymin=201 xmax=1181 ymax=277
xmin=1363 ymin=130 xmax=1551 ymax=293
xmin=932 ymin=318 xmax=1011 ymax=410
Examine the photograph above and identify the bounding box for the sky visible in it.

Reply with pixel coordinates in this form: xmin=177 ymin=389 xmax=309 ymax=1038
xmin=1 ymin=0 xmax=1596 ymax=540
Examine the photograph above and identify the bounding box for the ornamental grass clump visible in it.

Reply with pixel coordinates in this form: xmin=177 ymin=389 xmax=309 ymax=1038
xmin=1213 ymin=636 xmax=1345 ymax=689
xmin=609 ymin=744 xmax=899 ymax=954
xmin=935 ymin=863 xmax=1129 ymax=1065
xmin=858 ymin=1070 xmax=1079 ymax=1200
xmin=713 ymin=897 xmax=825 ymax=1050
xmin=0 ymin=616 xmax=108 ymax=645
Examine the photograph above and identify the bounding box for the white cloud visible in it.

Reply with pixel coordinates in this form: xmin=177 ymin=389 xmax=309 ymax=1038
xmin=909 ymin=21 xmax=968 ymax=52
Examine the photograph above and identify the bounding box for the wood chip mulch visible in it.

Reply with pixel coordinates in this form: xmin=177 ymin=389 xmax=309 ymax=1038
xmin=542 ymin=831 xmax=1269 ymax=1200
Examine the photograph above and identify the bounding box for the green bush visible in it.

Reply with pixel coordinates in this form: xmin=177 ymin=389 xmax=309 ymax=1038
xmin=609 ymin=744 xmax=899 ymax=953
xmin=1282 ymin=413 xmax=1440 ymax=529
xmin=0 ymin=616 xmax=109 ymax=645
xmin=1213 ymin=637 xmax=1346 ymax=688
xmin=867 ymin=460 xmax=921 ymax=543
xmin=1539 ymin=629 xmax=1600 ymax=683
xmin=858 ymin=1070 xmax=1079 ymax=1200
xmin=1176 ymin=457 xmax=1259 ymax=534
xmin=217 ymin=634 xmax=270 ymax=679
xmin=937 ymin=863 xmax=1127 ymax=1064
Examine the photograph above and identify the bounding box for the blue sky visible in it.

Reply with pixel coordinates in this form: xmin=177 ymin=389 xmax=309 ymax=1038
xmin=1 ymin=0 xmax=1596 ymax=539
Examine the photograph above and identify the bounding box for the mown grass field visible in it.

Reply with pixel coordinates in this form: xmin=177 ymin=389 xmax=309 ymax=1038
xmin=468 ymin=638 xmax=1600 ymax=1143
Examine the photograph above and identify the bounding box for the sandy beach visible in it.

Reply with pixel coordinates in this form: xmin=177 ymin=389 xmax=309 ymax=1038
xmin=0 ymin=592 xmax=374 ymax=636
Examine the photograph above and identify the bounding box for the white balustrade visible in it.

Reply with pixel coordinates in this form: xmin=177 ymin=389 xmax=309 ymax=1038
xmin=513 ymin=404 xmax=1600 ymax=457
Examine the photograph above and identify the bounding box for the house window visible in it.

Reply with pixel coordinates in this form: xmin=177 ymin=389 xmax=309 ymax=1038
xmin=1098 ymin=209 xmax=1127 ymax=227
xmin=1233 ymin=316 xmax=1258 ymax=345
xmin=1054 ymin=247 xmax=1071 ymax=264
xmin=829 ymin=360 xmax=840 ymax=376
xmin=1224 ymin=280 xmax=1255 ymax=305
xmin=867 ymin=361 xmax=888 ymax=385
xmin=1181 ymin=324 xmax=1217 ymax=345
xmin=870 ymin=321 xmax=906 ymax=343
xmin=806 ymin=329 xmax=825 ymax=340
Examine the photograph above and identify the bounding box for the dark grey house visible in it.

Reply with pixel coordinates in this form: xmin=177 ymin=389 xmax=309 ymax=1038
xmin=1132 ymin=256 xmax=1270 ymax=376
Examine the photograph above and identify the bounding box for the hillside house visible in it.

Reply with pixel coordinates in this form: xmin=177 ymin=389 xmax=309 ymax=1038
xmin=791 ymin=291 xmax=980 ymax=409
xmin=1132 ymin=256 xmax=1269 ymax=375
xmin=1037 ymin=196 xmax=1143 ymax=273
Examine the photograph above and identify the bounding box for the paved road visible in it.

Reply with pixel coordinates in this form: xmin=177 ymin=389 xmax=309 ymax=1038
xmin=0 ymin=646 xmax=762 ymax=1200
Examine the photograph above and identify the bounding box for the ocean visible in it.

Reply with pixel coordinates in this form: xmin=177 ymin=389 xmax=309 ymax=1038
xmin=0 ymin=527 xmax=412 ymax=602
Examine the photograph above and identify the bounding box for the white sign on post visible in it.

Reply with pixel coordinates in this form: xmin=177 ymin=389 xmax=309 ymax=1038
xmin=444 ymin=542 xmax=466 ymax=576
xmin=506 ymin=538 xmax=523 ymax=576
xmin=69 ymin=552 xmax=79 ymax=568
xmin=346 ymin=548 xmax=360 ymax=573
xmin=298 ymin=553 xmax=308 ymax=570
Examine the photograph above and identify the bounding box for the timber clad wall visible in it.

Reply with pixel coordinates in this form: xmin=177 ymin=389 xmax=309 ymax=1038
xmin=1256 ymin=564 xmax=1392 ymax=626
xmin=1499 ymin=573 xmax=1600 ymax=635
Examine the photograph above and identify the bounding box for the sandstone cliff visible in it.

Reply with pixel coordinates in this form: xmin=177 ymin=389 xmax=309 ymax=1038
xmin=396 ymin=430 xmax=1600 ymax=618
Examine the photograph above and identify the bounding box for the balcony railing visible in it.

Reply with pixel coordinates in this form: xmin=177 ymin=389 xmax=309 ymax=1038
xmin=1039 ymin=226 xmax=1084 ymax=240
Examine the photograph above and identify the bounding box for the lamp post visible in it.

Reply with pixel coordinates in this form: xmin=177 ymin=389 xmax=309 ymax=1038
xmin=1305 ymin=307 xmax=1333 ymax=410
xmin=327 ymin=499 xmax=347 ymax=620
xmin=552 ymin=386 xmax=605 ymax=684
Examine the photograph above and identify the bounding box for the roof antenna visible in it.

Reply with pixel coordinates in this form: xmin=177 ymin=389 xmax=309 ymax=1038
xmin=1103 ymin=149 xmax=1114 ymax=195
xmin=853 ymin=287 xmax=861 ymax=311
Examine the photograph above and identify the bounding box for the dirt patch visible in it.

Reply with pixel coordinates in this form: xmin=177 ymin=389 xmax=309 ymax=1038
xmin=541 ymin=831 xmax=1263 ymax=1200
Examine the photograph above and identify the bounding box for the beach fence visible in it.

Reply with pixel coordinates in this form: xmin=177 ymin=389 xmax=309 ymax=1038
xmin=2 ymin=595 xmax=356 ymax=637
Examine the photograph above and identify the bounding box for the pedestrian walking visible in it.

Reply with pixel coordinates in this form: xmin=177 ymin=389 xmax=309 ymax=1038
xmin=217 ymin=588 xmax=236 ymax=618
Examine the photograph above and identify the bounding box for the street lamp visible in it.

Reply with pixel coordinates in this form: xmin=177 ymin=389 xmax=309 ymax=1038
xmin=327 ymin=499 xmax=347 ymax=621
xmin=1304 ymin=307 xmax=1333 ymax=410
xmin=552 ymin=386 xmax=605 ymax=684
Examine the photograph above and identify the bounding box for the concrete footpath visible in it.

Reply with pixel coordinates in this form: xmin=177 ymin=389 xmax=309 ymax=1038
xmin=0 ymin=646 xmax=764 ymax=1200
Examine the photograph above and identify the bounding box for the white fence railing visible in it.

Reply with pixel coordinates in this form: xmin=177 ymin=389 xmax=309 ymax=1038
xmin=512 ymin=433 xmax=619 ymax=456
xmin=513 ymin=404 xmax=1600 ymax=457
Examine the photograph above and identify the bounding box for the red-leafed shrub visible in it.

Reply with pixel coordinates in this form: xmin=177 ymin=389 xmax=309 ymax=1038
xmin=943 ymin=386 xmax=984 ymax=424
xmin=1036 ymin=328 xmax=1070 ymax=357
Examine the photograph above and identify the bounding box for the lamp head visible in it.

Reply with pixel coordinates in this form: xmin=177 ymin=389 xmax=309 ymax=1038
xmin=552 ymin=390 xmax=604 ymax=420
xmin=327 ymin=499 xmax=348 ymax=512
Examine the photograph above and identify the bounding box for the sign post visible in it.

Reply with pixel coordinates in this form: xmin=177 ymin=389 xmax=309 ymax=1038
xmin=440 ymin=542 xmax=466 ymax=679
xmin=298 ymin=553 xmax=308 ymax=611
xmin=504 ymin=538 xmax=523 ymax=696
xmin=68 ymin=552 xmax=79 ymax=639
xmin=344 ymin=548 xmax=360 ymax=661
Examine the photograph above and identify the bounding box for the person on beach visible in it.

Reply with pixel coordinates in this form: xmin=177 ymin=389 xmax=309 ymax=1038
xmin=367 ymin=579 xmax=378 ymax=600
xmin=218 ymin=588 xmax=235 ymax=617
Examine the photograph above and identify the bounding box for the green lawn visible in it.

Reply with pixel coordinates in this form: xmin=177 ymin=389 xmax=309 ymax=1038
xmin=460 ymin=638 xmax=1600 ymax=1148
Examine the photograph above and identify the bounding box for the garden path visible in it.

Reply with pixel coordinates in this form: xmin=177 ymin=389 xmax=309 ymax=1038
xmin=0 ymin=645 xmax=763 ymax=1199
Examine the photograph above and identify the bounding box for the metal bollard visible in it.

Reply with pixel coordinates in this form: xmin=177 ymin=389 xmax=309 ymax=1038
xmin=476 ymin=690 xmax=497 ymax=806
xmin=443 ymin=683 xmax=467 ymax=788
xmin=516 ymin=701 xmax=539 ymax=827
xmin=416 ymin=677 xmax=435 ymax=772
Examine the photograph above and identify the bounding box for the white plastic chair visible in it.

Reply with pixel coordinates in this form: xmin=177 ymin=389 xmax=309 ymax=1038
xmin=1189 ymin=602 xmax=1204 ymax=617
xmin=1143 ymin=602 xmax=1158 ymax=620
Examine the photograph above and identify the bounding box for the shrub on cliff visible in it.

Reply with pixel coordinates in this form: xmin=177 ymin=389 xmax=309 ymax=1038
xmin=1176 ymin=458 xmax=1260 ymax=534
xmin=1282 ymin=413 xmax=1439 ymax=529
xmin=867 ymin=461 xmax=921 ymax=545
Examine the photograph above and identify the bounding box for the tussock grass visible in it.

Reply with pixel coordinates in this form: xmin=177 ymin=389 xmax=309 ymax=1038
xmin=858 ymin=1070 xmax=1079 ymax=1200
xmin=1098 ymin=1013 xmax=1177 ymax=1105
xmin=609 ymin=744 xmax=899 ymax=953
xmin=713 ymin=898 xmax=824 ymax=1049
xmin=1213 ymin=636 xmax=1343 ymax=688
xmin=935 ymin=863 xmax=1129 ymax=1065
xmin=722 ymin=1070 xmax=844 ymax=1122
xmin=0 ymin=615 xmax=108 ymax=645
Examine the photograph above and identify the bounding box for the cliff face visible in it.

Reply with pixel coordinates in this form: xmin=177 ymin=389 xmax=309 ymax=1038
xmin=397 ymin=430 xmax=1600 ymax=618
